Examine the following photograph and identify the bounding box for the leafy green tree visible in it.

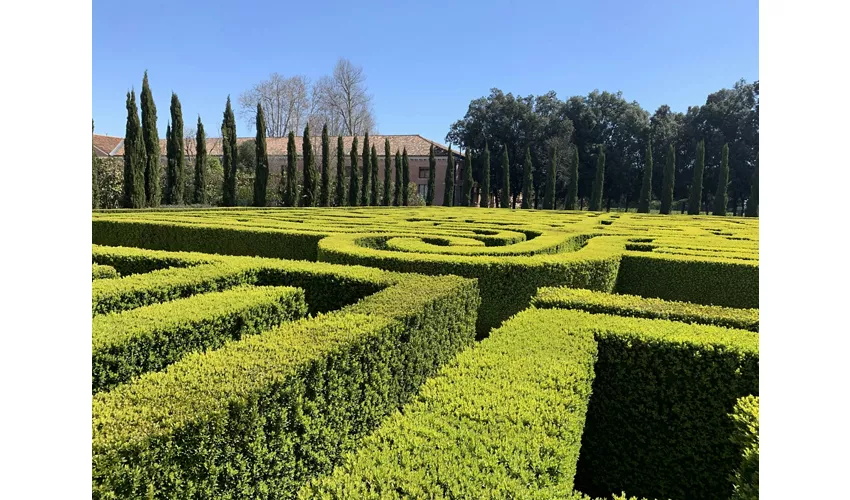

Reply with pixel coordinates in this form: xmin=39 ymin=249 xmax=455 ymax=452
xmin=140 ymin=71 xmax=161 ymax=206
xmin=544 ymin=146 xmax=556 ymax=209
xmin=394 ymin=150 xmax=402 ymax=206
xmin=713 ymin=143 xmax=730 ymax=216
xmin=349 ymin=137 xmax=360 ymax=206
xmin=370 ymin=144 xmax=379 ymax=205
xmin=283 ymin=131 xmax=298 ymax=206
xmin=463 ymin=150 xmax=473 ymax=206
xmin=688 ymin=139 xmax=706 ymax=215
xmin=426 ymin=145 xmax=436 ymax=206
xmin=589 ymin=145 xmax=605 ymax=211
xmin=382 ymin=138 xmax=392 ymax=206
xmin=168 ymin=93 xmax=185 ymax=204
xmin=193 ymin=117 xmax=207 ymax=204
xmin=361 ymin=133 xmax=370 ymax=206
xmin=566 ymin=147 xmax=579 ymax=210
xmin=320 ymin=125 xmax=331 ymax=206
xmin=480 ymin=142 xmax=491 ymax=207
xmin=254 ymin=103 xmax=269 ymax=206
xmin=500 ymin=145 xmax=510 ymax=208
xmin=221 ymin=96 xmax=238 ymax=206
xmin=335 ymin=135 xmax=346 ymax=206
xmin=402 ymin=147 xmax=410 ymax=206
xmin=745 ymin=153 xmax=758 ymax=217
xmin=302 ymin=124 xmax=318 ymax=206
xmin=122 ymin=91 xmax=146 ymax=208
xmin=637 ymin=143 xmax=653 ymax=213
xmin=443 ymin=146 xmax=455 ymax=207
xmin=521 ymin=147 xmax=533 ymax=209
xmin=660 ymin=144 xmax=675 ymax=214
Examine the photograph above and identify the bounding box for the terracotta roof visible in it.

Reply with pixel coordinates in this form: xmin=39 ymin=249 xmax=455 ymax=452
xmin=92 ymin=134 xmax=124 ymax=157
xmin=136 ymin=134 xmax=463 ymax=159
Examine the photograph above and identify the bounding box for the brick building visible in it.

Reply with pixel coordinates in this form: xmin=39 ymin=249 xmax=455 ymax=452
xmin=94 ymin=133 xmax=466 ymax=206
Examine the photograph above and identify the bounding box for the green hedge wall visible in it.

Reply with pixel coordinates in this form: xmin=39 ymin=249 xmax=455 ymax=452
xmin=92 ymin=244 xmax=212 ymax=275
xmin=615 ymin=254 xmax=759 ymax=308
xmin=92 ymin=263 xmax=118 ymax=280
xmin=92 ymin=274 xmax=479 ymax=499
xmin=92 ymin=285 xmax=307 ymax=393
xmin=730 ymin=395 xmax=759 ymax=500
xmin=299 ymin=307 xmax=597 ymax=499
xmin=93 ymin=219 xmax=323 ymax=261
xmin=572 ymin=311 xmax=759 ymax=500
xmin=533 ymin=287 xmax=759 ymax=331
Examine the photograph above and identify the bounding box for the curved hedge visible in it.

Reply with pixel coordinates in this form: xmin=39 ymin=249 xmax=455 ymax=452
xmin=93 ymin=208 xmax=759 ymax=334
xmin=92 ymin=263 xmax=118 ymax=280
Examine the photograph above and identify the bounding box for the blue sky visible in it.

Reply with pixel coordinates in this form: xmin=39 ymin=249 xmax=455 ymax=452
xmin=93 ymin=0 xmax=758 ymax=143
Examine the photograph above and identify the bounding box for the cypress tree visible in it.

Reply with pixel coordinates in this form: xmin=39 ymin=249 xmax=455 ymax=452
xmin=122 ymin=90 xmax=146 ymax=208
xmin=335 ymin=135 xmax=346 ymax=206
xmin=394 ymin=150 xmax=402 ymax=206
xmin=442 ymin=146 xmax=455 ymax=207
xmin=349 ymin=137 xmax=360 ymax=206
xmin=500 ymin=145 xmax=511 ymax=208
xmin=660 ymin=144 xmax=676 ymax=214
xmin=361 ymin=133 xmax=370 ymax=206
xmin=254 ymin=103 xmax=269 ymax=207
xmin=92 ymin=120 xmax=99 ymax=209
xmin=544 ymin=146 xmax=556 ymax=209
xmin=221 ymin=96 xmax=238 ymax=207
xmin=521 ymin=147 xmax=533 ymax=209
xmin=638 ymin=143 xmax=653 ymax=213
xmin=193 ymin=116 xmax=206 ymax=204
xmin=566 ymin=147 xmax=579 ymax=210
xmin=283 ymin=131 xmax=298 ymax=206
xmin=713 ymin=143 xmax=730 ymax=216
xmin=302 ymin=124 xmax=318 ymax=206
xmin=745 ymin=153 xmax=759 ymax=217
xmin=402 ymin=147 xmax=410 ymax=206
xmin=688 ymin=139 xmax=706 ymax=215
xmin=320 ymin=125 xmax=331 ymax=206
xmin=169 ymin=93 xmax=185 ymax=204
xmin=370 ymin=145 xmax=379 ymax=205
xmin=589 ymin=145 xmax=605 ymax=211
xmin=165 ymin=122 xmax=175 ymax=203
xmin=480 ymin=142 xmax=491 ymax=208
xmin=140 ymin=71 xmax=161 ymax=206
xmin=382 ymin=138 xmax=392 ymax=206
xmin=426 ymin=144 xmax=436 ymax=206
xmin=463 ymin=150 xmax=473 ymax=206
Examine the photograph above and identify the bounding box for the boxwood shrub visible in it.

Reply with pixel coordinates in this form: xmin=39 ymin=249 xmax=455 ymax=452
xmin=92 ymin=263 xmax=118 ymax=280
xmin=92 ymin=285 xmax=307 ymax=393
xmin=533 ymin=287 xmax=758 ymax=331
xmin=92 ymin=273 xmax=479 ymax=499
xmin=730 ymin=395 xmax=759 ymax=500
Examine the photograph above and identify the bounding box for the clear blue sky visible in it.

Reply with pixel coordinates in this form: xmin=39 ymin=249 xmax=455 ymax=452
xmin=93 ymin=0 xmax=758 ymax=143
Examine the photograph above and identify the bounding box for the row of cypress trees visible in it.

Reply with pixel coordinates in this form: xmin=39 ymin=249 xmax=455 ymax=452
xmin=121 ymin=72 xmax=211 ymax=208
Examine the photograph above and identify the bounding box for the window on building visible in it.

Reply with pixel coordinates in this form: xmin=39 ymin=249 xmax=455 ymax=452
xmin=419 ymin=167 xmax=429 ymax=179
xmin=417 ymin=184 xmax=428 ymax=198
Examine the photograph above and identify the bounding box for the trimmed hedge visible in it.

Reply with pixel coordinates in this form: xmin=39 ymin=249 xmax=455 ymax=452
xmin=572 ymin=310 xmax=759 ymax=500
xmin=92 ymin=263 xmax=119 ymax=280
xmin=92 ymin=285 xmax=307 ymax=393
xmin=730 ymin=395 xmax=759 ymax=500
xmin=92 ymin=263 xmax=260 ymax=316
xmin=92 ymin=244 xmax=212 ymax=275
xmin=93 ymin=218 xmax=323 ymax=261
xmin=533 ymin=287 xmax=759 ymax=331
xmin=92 ymin=274 xmax=479 ymax=499
xmin=299 ymin=307 xmax=598 ymax=499
xmin=615 ymin=253 xmax=758 ymax=308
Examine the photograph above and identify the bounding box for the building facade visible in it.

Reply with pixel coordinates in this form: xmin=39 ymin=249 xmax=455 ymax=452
xmin=94 ymin=133 xmax=466 ymax=206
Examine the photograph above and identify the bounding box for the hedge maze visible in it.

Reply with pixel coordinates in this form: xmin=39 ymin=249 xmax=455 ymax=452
xmin=91 ymin=207 xmax=758 ymax=499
